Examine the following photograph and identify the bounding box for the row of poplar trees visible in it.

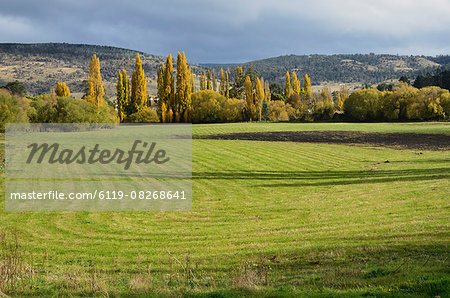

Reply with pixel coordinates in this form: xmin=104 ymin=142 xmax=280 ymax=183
xmin=116 ymin=54 xmax=149 ymax=121
xmin=156 ymin=52 xmax=193 ymax=123
xmin=198 ymin=69 xmax=231 ymax=97
xmin=284 ymin=71 xmax=312 ymax=99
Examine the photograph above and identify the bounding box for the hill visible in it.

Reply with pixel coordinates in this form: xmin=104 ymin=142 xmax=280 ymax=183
xmin=0 ymin=43 xmax=202 ymax=97
xmin=204 ymin=54 xmax=448 ymax=87
xmin=0 ymin=43 xmax=448 ymax=97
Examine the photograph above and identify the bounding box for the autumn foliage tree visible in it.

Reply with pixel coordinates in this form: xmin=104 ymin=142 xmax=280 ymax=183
xmin=292 ymin=72 xmax=301 ymax=95
xmin=55 ymin=81 xmax=70 ymax=97
xmin=86 ymin=54 xmax=105 ymax=107
xmin=303 ymin=74 xmax=312 ymax=98
xmin=176 ymin=51 xmax=192 ymax=122
xmin=244 ymin=75 xmax=254 ymax=121
xmin=116 ymin=69 xmax=130 ymax=121
xmin=255 ymin=77 xmax=264 ymax=120
xmin=130 ymin=54 xmax=148 ymax=114
xmin=285 ymin=71 xmax=292 ymax=98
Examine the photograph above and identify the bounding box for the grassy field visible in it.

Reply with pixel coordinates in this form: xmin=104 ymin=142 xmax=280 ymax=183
xmin=0 ymin=122 xmax=449 ymax=297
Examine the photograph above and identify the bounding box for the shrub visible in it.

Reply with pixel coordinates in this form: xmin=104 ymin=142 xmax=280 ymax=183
xmin=313 ymin=100 xmax=335 ymax=120
xmin=29 ymin=95 xmax=118 ymax=123
xmin=190 ymin=90 xmax=230 ymax=123
xmin=0 ymin=90 xmax=29 ymax=129
xmin=344 ymin=88 xmax=382 ymax=121
xmin=268 ymin=100 xmax=289 ymax=121
xmin=222 ymin=98 xmax=244 ymax=122
xmin=125 ymin=107 xmax=159 ymax=123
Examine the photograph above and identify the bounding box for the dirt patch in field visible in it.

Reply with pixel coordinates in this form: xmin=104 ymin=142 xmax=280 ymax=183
xmin=199 ymin=131 xmax=450 ymax=151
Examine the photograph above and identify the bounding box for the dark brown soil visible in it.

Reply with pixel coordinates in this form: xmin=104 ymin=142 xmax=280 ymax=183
xmin=199 ymin=131 xmax=450 ymax=150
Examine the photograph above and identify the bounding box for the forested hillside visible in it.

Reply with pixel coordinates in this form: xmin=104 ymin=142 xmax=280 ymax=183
xmin=0 ymin=43 xmax=205 ymax=96
xmin=0 ymin=43 xmax=448 ymax=96
xmin=204 ymin=54 xmax=448 ymax=85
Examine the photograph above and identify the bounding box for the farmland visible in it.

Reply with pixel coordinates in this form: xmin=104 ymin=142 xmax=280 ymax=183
xmin=0 ymin=122 xmax=449 ymax=296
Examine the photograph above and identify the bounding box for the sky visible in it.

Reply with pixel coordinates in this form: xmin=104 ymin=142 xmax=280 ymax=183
xmin=1 ymin=0 xmax=449 ymax=63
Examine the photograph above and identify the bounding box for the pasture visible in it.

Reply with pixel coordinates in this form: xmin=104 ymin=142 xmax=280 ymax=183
xmin=0 ymin=122 xmax=449 ymax=296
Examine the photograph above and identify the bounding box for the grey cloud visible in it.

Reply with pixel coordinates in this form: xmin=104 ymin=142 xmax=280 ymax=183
xmin=0 ymin=0 xmax=449 ymax=63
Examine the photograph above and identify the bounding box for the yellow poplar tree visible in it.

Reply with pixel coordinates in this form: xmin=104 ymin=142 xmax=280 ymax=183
xmin=219 ymin=68 xmax=225 ymax=95
xmin=245 ymin=76 xmax=254 ymax=121
xmin=176 ymin=51 xmax=191 ymax=121
xmin=303 ymin=74 xmax=312 ymax=98
xmin=255 ymin=77 xmax=264 ymax=121
xmin=284 ymin=71 xmax=291 ymax=98
xmin=164 ymin=54 xmax=175 ymax=111
xmin=131 ymin=54 xmax=148 ymax=113
xmin=55 ymin=81 xmax=70 ymax=97
xmin=225 ymin=71 xmax=230 ymax=98
xmin=86 ymin=54 xmax=104 ymax=107
xmin=207 ymin=70 xmax=211 ymax=90
xmin=264 ymin=81 xmax=271 ymax=102
xmin=292 ymin=72 xmax=301 ymax=95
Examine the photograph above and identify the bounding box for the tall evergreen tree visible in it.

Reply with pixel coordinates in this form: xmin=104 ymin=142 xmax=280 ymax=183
xmin=130 ymin=54 xmax=148 ymax=113
xmin=284 ymin=71 xmax=292 ymax=98
xmin=86 ymin=54 xmax=105 ymax=107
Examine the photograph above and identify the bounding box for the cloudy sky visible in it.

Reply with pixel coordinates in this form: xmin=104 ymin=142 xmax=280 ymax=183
xmin=1 ymin=0 xmax=449 ymax=63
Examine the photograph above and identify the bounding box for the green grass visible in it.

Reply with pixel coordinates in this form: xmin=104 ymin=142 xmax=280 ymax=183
xmin=0 ymin=122 xmax=449 ymax=297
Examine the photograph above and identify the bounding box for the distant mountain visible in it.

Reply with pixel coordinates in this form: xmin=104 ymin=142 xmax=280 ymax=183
xmin=204 ymin=54 xmax=449 ymax=85
xmin=0 ymin=43 xmax=201 ymax=97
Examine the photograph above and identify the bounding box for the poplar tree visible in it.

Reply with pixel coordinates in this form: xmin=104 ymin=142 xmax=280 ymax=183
xmin=219 ymin=68 xmax=225 ymax=95
xmin=190 ymin=68 xmax=195 ymax=93
xmin=207 ymin=70 xmax=211 ymax=90
xmin=212 ymin=70 xmax=217 ymax=91
xmin=86 ymin=54 xmax=105 ymax=107
xmin=164 ymin=54 xmax=175 ymax=110
xmin=255 ymin=77 xmax=264 ymax=121
xmin=264 ymin=81 xmax=271 ymax=102
xmin=303 ymin=74 xmax=312 ymax=98
xmin=55 ymin=81 xmax=70 ymax=97
xmin=130 ymin=54 xmax=148 ymax=113
xmin=117 ymin=69 xmax=130 ymax=121
xmin=245 ymin=76 xmax=254 ymax=121
xmin=292 ymin=72 xmax=301 ymax=95
xmin=284 ymin=71 xmax=292 ymax=98
xmin=199 ymin=72 xmax=206 ymax=90
xmin=176 ymin=51 xmax=191 ymax=121
xmin=225 ymin=71 xmax=230 ymax=98
xmin=116 ymin=71 xmax=124 ymax=121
